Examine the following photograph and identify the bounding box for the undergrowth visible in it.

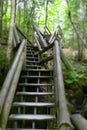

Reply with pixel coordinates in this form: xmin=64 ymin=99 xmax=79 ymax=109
xmin=0 ymin=48 xmax=8 ymax=89
xmin=63 ymin=54 xmax=87 ymax=102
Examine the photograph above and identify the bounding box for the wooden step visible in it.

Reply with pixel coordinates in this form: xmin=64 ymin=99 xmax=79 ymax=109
xmin=26 ymin=60 xmax=39 ymax=64
xmin=9 ymin=114 xmax=55 ymax=121
xmin=6 ymin=128 xmax=56 ymax=130
xmin=26 ymin=50 xmax=35 ymax=52
xmin=26 ymin=53 xmax=35 ymax=56
xmin=22 ymin=69 xmax=53 ymax=72
xmin=19 ymin=83 xmax=52 ymax=87
xmin=16 ymin=92 xmax=54 ymax=96
xmin=13 ymin=102 xmax=55 ymax=107
xmin=26 ymin=56 xmax=38 ymax=60
xmin=26 ymin=65 xmax=41 ymax=68
xmin=21 ymin=76 xmax=52 ymax=79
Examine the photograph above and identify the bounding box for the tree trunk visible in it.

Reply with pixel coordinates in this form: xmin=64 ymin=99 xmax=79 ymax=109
xmin=44 ymin=0 xmax=49 ymax=34
xmin=0 ymin=0 xmax=3 ymax=38
xmin=7 ymin=0 xmax=15 ymax=64
xmin=0 ymin=0 xmax=8 ymax=38
xmin=77 ymin=37 xmax=83 ymax=61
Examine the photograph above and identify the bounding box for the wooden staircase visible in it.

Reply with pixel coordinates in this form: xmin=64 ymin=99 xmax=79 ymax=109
xmin=0 ymin=25 xmax=76 ymax=130
xmin=6 ymin=45 xmax=56 ymax=129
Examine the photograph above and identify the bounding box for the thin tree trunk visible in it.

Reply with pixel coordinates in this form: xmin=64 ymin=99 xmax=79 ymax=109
xmin=0 ymin=0 xmax=3 ymax=38
xmin=7 ymin=0 xmax=15 ymax=63
xmin=44 ymin=0 xmax=49 ymax=34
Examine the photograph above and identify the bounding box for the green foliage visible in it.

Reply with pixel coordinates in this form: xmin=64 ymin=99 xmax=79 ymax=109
xmin=64 ymin=69 xmax=87 ymax=91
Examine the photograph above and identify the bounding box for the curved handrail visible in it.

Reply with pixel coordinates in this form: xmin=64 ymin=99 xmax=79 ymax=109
xmin=0 ymin=39 xmax=26 ymax=114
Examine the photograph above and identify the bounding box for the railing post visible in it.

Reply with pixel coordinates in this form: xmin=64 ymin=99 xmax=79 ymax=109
xmin=54 ymin=40 xmax=73 ymax=130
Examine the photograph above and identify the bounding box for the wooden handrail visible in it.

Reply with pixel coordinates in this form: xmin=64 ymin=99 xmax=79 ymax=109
xmin=54 ymin=40 xmax=73 ymax=129
xmin=1 ymin=52 xmax=25 ymax=129
xmin=71 ymin=114 xmax=87 ymax=130
xmin=0 ymin=39 xmax=26 ymax=115
xmin=33 ymin=25 xmax=47 ymax=47
xmin=33 ymin=33 xmax=42 ymax=51
xmin=16 ymin=25 xmax=32 ymax=44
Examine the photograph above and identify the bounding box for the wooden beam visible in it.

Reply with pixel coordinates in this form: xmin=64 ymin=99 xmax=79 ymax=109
xmin=54 ymin=40 xmax=73 ymax=130
xmin=49 ymin=25 xmax=59 ymax=44
xmin=16 ymin=25 xmax=31 ymax=44
xmin=33 ymin=33 xmax=42 ymax=51
xmin=71 ymin=114 xmax=87 ymax=130
xmin=33 ymin=25 xmax=47 ymax=47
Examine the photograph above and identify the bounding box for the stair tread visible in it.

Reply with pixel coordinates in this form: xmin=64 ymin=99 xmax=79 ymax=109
xmin=9 ymin=114 xmax=55 ymax=120
xmin=26 ymin=65 xmax=41 ymax=67
xmin=22 ymin=69 xmax=53 ymax=72
xmin=16 ymin=92 xmax=54 ymax=95
xmin=27 ymin=50 xmax=35 ymax=52
xmin=26 ymin=60 xmax=39 ymax=63
xmin=19 ymin=83 xmax=52 ymax=86
xmin=21 ymin=76 xmax=52 ymax=78
xmin=26 ymin=56 xmax=38 ymax=59
xmin=6 ymin=128 xmax=56 ymax=130
xmin=13 ymin=102 xmax=55 ymax=107
xmin=26 ymin=53 xmax=36 ymax=56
